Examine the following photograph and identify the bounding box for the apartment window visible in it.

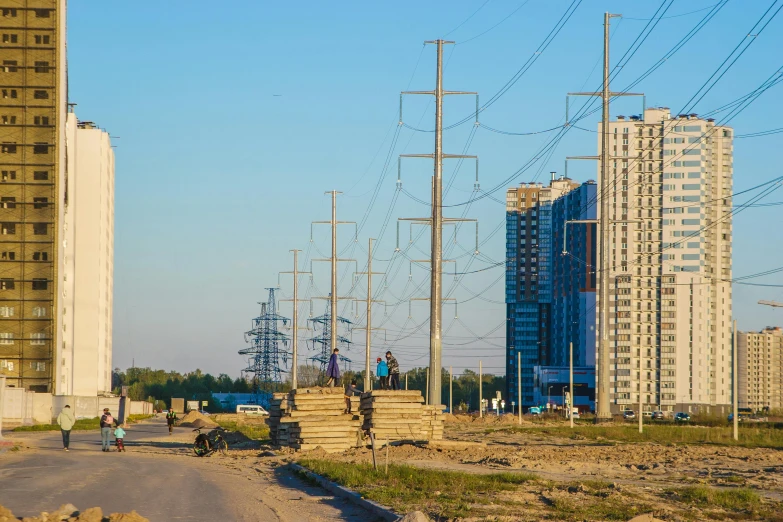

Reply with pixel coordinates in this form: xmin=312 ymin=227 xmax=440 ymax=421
xmin=33 ymin=143 xmax=49 ymax=154
xmin=29 ymin=334 xmax=44 ymax=346
xmin=33 ymin=223 xmax=47 ymax=235
xmin=31 ymin=278 xmax=47 ymax=290
xmin=33 ymin=197 xmax=48 ymax=209
xmin=33 ymin=90 xmax=48 ymax=100
xmin=32 ymin=251 xmax=48 ymax=261
xmin=1 ymin=142 xmax=17 ymax=154
xmin=0 ymin=306 xmax=13 ymax=317
xmin=1 ymin=8 xmax=17 ymax=17
xmin=34 ymin=61 xmax=50 ymax=73
xmin=0 ymin=197 xmax=15 ymax=209
xmin=0 ymin=333 xmax=13 ymax=345
xmin=2 ymin=115 xmax=16 ymax=124
xmin=33 ymin=171 xmax=48 ymax=181
xmin=0 ymin=278 xmax=14 ymax=290
xmin=34 ymin=34 xmax=51 ymax=45
xmin=1 ymin=223 xmax=15 ymax=235
xmin=34 ymin=9 xmax=51 ymax=18
xmin=32 ymin=306 xmax=46 ymax=317
xmin=2 ymin=34 xmax=18 ymax=43
xmin=1 ymin=89 xmax=17 ymax=99
xmin=1 ymin=60 xmax=17 ymax=73
xmin=33 ymin=116 xmax=49 ymax=126
xmin=1 ymin=251 xmax=15 ymax=260
xmin=30 ymin=361 xmax=46 ymax=371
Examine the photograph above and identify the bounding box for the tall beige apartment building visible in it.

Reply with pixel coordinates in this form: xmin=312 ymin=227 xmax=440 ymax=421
xmin=599 ymin=107 xmax=733 ymax=414
xmin=738 ymin=327 xmax=782 ymax=411
xmin=0 ymin=0 xmax=113 ymax=395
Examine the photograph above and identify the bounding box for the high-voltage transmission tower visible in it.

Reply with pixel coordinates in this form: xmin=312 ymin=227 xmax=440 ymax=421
xmin=308 ymin=297 xmax=353 ymax=378
xmin=239 ymin=288 xmax=290 ymax=405
xmin=398 ymin=39 xmax=478 ymax=406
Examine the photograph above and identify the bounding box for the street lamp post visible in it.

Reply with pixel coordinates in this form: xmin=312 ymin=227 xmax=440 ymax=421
xmin=547 ymin=386 xmax=553 ymax=412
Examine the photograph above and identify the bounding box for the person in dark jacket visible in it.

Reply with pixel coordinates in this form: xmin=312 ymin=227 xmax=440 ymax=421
xmin=386 ymin=351 xmax=400 ymax=390
xmin=166 ymin=409 xmax=177 ymax=435
xmin=100 ymin=408 xmax=116 ymax=452
xmin=326 ymin=348 xmax=341 ymax=387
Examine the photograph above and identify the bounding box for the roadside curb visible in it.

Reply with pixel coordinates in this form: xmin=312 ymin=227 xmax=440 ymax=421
xmin=290 ymin=463 xmax=401 ymax=522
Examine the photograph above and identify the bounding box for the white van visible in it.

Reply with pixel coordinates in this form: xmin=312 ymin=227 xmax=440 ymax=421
xmin=236 ymin=404 xmax=268 ymax=416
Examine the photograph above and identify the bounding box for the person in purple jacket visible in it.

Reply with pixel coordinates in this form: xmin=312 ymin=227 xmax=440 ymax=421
xmin=325 ymin=348 xmax=341 ymax=387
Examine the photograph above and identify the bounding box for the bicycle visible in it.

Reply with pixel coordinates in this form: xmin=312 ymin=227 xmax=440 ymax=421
xmin=192 ymin=427 xmax=228 ymax=457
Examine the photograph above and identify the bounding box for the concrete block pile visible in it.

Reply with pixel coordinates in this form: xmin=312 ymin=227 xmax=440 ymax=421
xmin=360 ymin=390 xmax=444 ymax=441
xmin=267 ymin=387 xmax=362 ymax=452
xmin=267 ymin=392 xmax=288 ymax=446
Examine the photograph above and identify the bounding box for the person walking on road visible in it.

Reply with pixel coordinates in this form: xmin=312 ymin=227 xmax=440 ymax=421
xmin=386 ymin=351 xmax=400 ymax=390
xmin=326 ymin=348 xmax=341 ymax=387
xmin=100 ymin=408 xmax=115 ymax=452
xmin=114 ymin=425 xmax=126 ymax=452
xmin=166 ymin=409 xmax=177 ymax=435
xmin=376 ymin=357 xmax=389 ymax=390
xmin=56 ymin=405 xmax=75 ymax=451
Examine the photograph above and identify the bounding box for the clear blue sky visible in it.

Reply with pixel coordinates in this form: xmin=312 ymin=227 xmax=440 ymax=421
xmin=66 ymin=1 xmax=783 ymax=378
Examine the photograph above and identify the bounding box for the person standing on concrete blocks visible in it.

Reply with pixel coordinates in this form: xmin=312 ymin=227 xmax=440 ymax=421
xmin=56 ymin=405 xmax=75 ymax=451
xmin=326 ymin=348 xmax=341 ymax=387
xmin=100 ymin=408 xmax=116 ymax=452
xmin=376 ymin=357 xmax=389 ymax=389
xmin=386 ymin=351 xmax=400 ymax=390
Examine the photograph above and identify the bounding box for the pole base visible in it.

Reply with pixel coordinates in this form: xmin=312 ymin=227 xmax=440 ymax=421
xmin=594 ymin=415 xmax=614 ymax=424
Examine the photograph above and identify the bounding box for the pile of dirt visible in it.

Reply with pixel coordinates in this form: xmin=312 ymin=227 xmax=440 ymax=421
xmin=0 ymin=503 xmax=148 ymax=521
xmin=177 ymin=411 xmax=218 ymax=429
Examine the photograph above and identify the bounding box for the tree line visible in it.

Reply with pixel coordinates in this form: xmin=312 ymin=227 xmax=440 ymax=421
xmin=112 ymin=365 xmax=506 ymax=413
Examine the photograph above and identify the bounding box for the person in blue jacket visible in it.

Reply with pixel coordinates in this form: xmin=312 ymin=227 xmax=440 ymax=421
xmin=326 ymin=348 xmax=341 ymax=387
xmin=376 ymin=357 xmax=389 ymax=389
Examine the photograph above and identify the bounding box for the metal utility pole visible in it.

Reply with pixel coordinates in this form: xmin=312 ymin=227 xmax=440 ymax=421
xmin=0 ymin=375 xmax=6 ymax=440
xmin=449 ymin=366 xmax=453 ymax=414
xmin=355 ymin=238 xmax=385 ymax=391
xmin=569 ymin=342 xmax=574 ymax=429
xmin=733 ymin=319 xmax=738 ymax=441
xmin=479 ymin=360 xmax=483 ymax=418
xmin=398 ymin=39 xmax=477 ymax=407
xmin=567 ymin=13 xmax=644 ymax=422
xmin=517 ymin=352 xmax=522 ymax=425
xmin=280 ymin=249 xmax=312 ymax=389
xmin=311 ymin=191 xmax=356 ymax=366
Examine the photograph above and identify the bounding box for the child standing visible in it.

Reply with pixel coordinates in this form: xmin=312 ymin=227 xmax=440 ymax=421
xmin=114 ymin=425 xmax=126 ymax=452
xmin=376 ymin=357 xmax=389 ymax=390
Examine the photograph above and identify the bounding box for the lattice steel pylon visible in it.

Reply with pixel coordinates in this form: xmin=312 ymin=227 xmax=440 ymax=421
xmin=308 ymin=296 xmax=352 ymax=379
xmin=239 ymin=288 xmax=290 ymax=405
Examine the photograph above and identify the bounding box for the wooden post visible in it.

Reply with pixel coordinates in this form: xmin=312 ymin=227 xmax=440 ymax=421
xmin=370 ymin=432 xmax=378 ymax=470
xmin=385 ymin=436 xmax=389 ymax=475
xmin=405 ymin=373 xmax=408 ymax=390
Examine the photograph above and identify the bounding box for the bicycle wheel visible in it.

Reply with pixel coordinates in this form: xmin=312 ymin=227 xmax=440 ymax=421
xmin=217 ymin=439 xmax=228 ymax=455
xmin=193 ymin=441 xmax=209 ymax=457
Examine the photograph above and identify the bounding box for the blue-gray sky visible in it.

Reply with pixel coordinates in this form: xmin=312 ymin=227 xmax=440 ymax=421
xmin=67 ymin=1 xmax=783 ymax=377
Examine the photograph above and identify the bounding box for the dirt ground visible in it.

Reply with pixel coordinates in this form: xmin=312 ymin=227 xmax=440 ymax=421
xmin=285 ymin=417 xmax=783 ymax=521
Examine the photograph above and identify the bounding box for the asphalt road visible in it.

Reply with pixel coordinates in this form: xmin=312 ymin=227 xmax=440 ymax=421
xmin=0 ymin=418 xmax=378 ymax=521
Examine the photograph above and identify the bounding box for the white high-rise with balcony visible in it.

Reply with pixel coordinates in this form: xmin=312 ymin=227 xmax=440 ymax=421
xmin=599 ymin=107 xmax=732 ymax=415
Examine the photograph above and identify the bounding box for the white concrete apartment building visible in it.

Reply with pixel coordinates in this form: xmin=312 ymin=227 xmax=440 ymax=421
xmin=599 ymin=107 xmax=733 ymax=415
xmin=58 ymin=113 xmax=114 ymax=396
xmin=738 ymin=327 xmax=782 ymax=411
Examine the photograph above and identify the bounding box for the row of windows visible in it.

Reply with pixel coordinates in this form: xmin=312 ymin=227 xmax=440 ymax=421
xmin=0 ymin=360 xmax=46 ymax=371
xmin=1 ymin=34 xmax=51 ymax=45
xmin=1 ymin=8 xmax=52 ymax=17
xmin=1 ymin=115 xmax=50 ymax=125
xmin=0 ymin=278 xmax=49 ymax=290
xmin=1 ymin=89 xmax=50 ymax=99
xmin=1 ymin=251 xmax=49 ymax=261
xmin=1 ymin=143 xmax=51 ymax=154
xmin=0 ymin=223 xmax=49 ymax=234
xmin=1 ymin=60 xmax=52 ymax=73
xmin=0 ymin=305 xmax=46 ymax=317
xmin=0 ymin=197 xmax=49 ymax=208
xmin=1 ymin=170 xmax=49 ymax=181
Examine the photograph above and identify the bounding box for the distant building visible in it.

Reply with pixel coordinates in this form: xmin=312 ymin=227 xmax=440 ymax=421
xmin=533 ymin=365 xmax=595 ymax=411
xmin=599 ymin=108 xmax=733 ymax=414
xmin=738 ymin=327 xmax=782 ymax=411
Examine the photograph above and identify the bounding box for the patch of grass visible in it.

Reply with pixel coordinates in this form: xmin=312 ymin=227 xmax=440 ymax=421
xmin=128 ymin=414 xmax=154 ymax=422
xmin=297 ymin=458 xmax=537 ymax=519
xmin=215 ymin=419 xmax=270 ymax=441
xmin=669 ymin=486 xmax=761 ymax=511
xmin=491 ymin=424 xmax=783 ymax=449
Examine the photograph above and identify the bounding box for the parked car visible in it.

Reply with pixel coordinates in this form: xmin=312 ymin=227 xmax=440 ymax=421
xmin=236 ymin=404 xmax=269 ymax=416
xmin=529 ymin=406 xmax=542 ymax=416
xmin=728 ymin=413 xmax=745 ymax=423
xmin=622 ymin=410 xmax=636 ymax=420
xmin=651 ymin=411 xmax=665 ymax=420
xmin=674 ymin=412 xmax=690 ymax=422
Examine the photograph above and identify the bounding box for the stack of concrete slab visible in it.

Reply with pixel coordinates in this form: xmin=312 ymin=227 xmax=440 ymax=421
xmin=266 ymin=387 xmax=362 ymax=452
xmin=360 ymin=390 xmax=427 ymax=440
xmin=267 ymin=393 xmax=288 ymax=446
xmin=420 ymin=404 xmax=445 ymax=440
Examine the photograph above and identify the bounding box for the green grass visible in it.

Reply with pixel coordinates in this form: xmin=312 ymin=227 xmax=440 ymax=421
xmin=486 ymin=424 xmax=783 ymax=449
xmin=13 ymin=414 xmax=154 ymax=432
xmin=668 ymin=486 xmax=761 ymax=511
xmin=297 ymin=458 xmax=537 ymax=519
xmin=214 ymin=419 xmax=270 ymax=441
